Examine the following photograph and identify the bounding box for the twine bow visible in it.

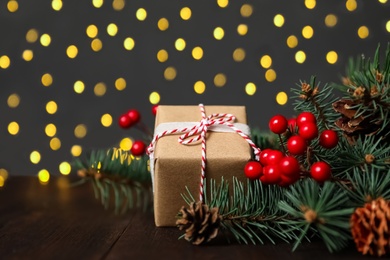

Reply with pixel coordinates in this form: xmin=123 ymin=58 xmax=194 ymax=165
xmin=147 ymin=104 xmax=261 ymax=202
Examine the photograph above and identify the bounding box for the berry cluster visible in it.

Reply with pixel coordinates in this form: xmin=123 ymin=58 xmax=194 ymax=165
xmin=245 ymin=111 xmax=338 ymax=186
xmin=118 ymin=106 xmax=158 ymax=156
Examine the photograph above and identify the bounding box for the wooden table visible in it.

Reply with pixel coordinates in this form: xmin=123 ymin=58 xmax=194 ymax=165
xmin=0 ymin=176 xmax=367 ymax=259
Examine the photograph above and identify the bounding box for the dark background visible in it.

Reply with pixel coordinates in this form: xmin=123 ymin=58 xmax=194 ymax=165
xmin=0 ymin=0 xmax=389 ymax=178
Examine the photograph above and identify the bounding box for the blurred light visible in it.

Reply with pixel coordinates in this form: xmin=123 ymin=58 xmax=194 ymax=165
xmin=74 ymin=80 xmax=85 ymax=94
xmin=50 ymin=137 xmax=61 ymax=150
xmin=94 ymin=82 xmax=106 ymax=96
xmin=295 ymin=50 xmax=306 ymax=63
xmin=237 ymin=24 xmax=248 ymax=36
xmin=180 ymin=7 xmax=192 ymax=20
xmin=74 ymin=124 xmax=87 ymax=138
xmin=59 ymin=162 xmax=71 ymax=175
xmin=214 ymin=73 xmax=226 ymax=87
xmin=274 ymin=14 xmax=285 ymax=27
xmin=260 ymin=55 xmax=272 ymax=69
xmin=240 ymin=4 xmax=253 ymax=17
xmin=265 ymin=69 xmax=277 ymax=82
xmin=120 ymin=138 xmax=133 ymax=150
xmin=0 ymin=169 xmax=8 ymax=181
xmin=7 ymin=0 xmax=18 ymax=12
xmin=158 ymin=18 xmax=169 ymax=31
xmin=0 ymin=176 xmax=4 ymax=188
xmin=245 ymin=82 xmax=256 ymax=96
xmin=175 ymin=38 xmax=186 ymax=51
xmin=7 ymin=93 xmax=20 ymax=108
xmin=71 ymin=145 xmax=82 ymax=157
xmin=379 ymin=0 xmax=388 ymax=3
xmin=213 ymin=27 xmax=224 ymax=40
xmin=124 ymin=37 xmax=135 ymax=50
xmin=30 ymin=151 xmax=41 ymax=164
xmin=0 ymin=56 xmax=11 ymax=69
xmin=287 ymin=35 xmax=298 ymax=48
xmin=305 ymin=0 xmax=316 ymax=9
xmin=91 ymin=38 xmax=102 ymax=51
xmin=22 ymin=50 xmax=34 ymax=61
xmin=387 ymin=20 xmax=390 ymax=32
xmin=194 ymin=81 xmax=206 ymax=94
xmin=302 ymin=26 xmax=314 ymax=39
xmin=8 ymin=122 xmax=19 ymax=135
xmin=92 ymin=0 xmax=103 ymax=8
xmin=358 ymin=26 xmax=369 ymax=39
xmin=45 ymin=123 xmax=57 ymax=137
xmin=164 ymin=66 xmax=177 ymax=80
xmin=217 ymin=0 xmax=229 ymax=8
xmin=38 ymin=169 xmax=50 ymax=183
xmin=157 ymin=49 xmax=168 ymax=62
xmin=86 ymin=25 xmax=98 ymax=38
xmin=26 ymin=29 xmax=39 ymax=43
xmin=46 ymin=101 xmax=58 ymax=114
xmin=276 ymin=92 xmax=288 ymax=105
xmin=66 ymin=45 xmax=78 ymax=58
xmin=346 ymin=0 xmax=357 ymax=11
xmin=52 ymin=0 xmax=63 ymax=11
xmin=113 ymin=0 xmax=125 ymax=10
xmin=40 ymin=34 xmax=51 ymax=47
xmin=192 ymin=46 xmax=204 ymax=60
xmin=233 ymin=48 xmax=245 ymax=62
xmin=326 ymin=51 xmax=338 ymax=64
xmin=107 ymin=23 xmax=118 ymax=36
xmin=149 ymin=92 xmax=160 ymax=104
xmin=136 ymin=8 xmax=147 ymax=21
xmin=325 ymin=14 xmax=338 ymax=27
xmin=115 ymin=78 xmax=126 ymax=90
xmin=41 ymin=73 xmax=53 ymax=87
xmin=101 ymin=113 xmax=113 ymax=127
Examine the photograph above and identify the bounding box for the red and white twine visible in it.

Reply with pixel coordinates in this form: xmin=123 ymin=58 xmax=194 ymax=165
xmin=147 ymin=104 xmax=261 ymax=202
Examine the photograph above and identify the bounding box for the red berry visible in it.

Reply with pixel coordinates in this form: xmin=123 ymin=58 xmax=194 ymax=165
xmin=269 ymin=115 xmax=288 ymax=134
xmin=296 ymin=112 xmax=316 ymax=127
xmin=131 ymin=140 xmax=146 ymax=156
xmin=278 ymin=174 xmax=299 ymax=187
xmin=298 ymin=122 xmax=318 ymax=141
xmin=266 ymin=150 xmax=284 ymax=165
xmin=127 ymin=109 xmax=141 ymax=124
xmin=259 ymin=174 xmax=271 ymax=185
xmin=279 ymin=156 xmax=300 ymax=177
xmin=319 ymin=130 xmax=339 ymax=149
xmin=244 ymin=161 xmax=263 ymax=180
xmin=262 ymin=165 xmax=282 ymax=184
xmin=287 ymin=118 xmax=297 ymax=132
xmin=259 ymin=149 xmax=272 ymax=166
xmin=310 ymin=161 xmax=332 ymax=183
xmin=287 ymin=135 xmax=307 ymax=155
xmin=152 ymin=105 xmax=159 ymax=116
xmin=118 ymin=114 xmax=132 ymax=129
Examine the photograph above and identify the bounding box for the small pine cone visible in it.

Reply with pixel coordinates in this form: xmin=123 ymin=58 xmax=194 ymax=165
xmin=176 ymin=201 xmax=221 ymax=245
xmin=350 ymin=197 xmax=390 ymax=257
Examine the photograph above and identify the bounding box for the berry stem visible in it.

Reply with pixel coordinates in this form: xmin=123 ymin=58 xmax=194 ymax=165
xmin=278 ymin=134 xmax=287 ymax=154
xmin=135 ymin=122 xmax=154 ymax=140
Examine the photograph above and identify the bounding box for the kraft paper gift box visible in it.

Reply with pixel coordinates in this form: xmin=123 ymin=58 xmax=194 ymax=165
xmin=149 ymin=105 xmax=252 ymax=226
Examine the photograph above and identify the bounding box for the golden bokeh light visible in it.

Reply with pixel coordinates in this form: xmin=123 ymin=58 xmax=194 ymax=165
xmin=74 ymin=124 xmax=87 ymax=138
xmin=50 ymin=137 xmax=61 ymax=150
xmin=30 ymin=151 xmax=41 ymax=164
xmin=157 ymin=49 xmax=168 ymax=62
xmin=192 ymin=46 xmax=204 ymax=60
xmin=217 ymin=0 xmax=229 ymax=8
xmin=265 ymin=69 xmax=277 ymax=82
xmin=0 ymin=176 xmax=4 ymax=187
xmin=346 ymin=0 xmax=357 ymax=11
xmin=86 ymin=24 xmax=98 ymax=38
xmin=91 ymin=38 xmax=103 ymax=52
xmin=46 ymin=101 xmax=58 ymax=114
xmin=233 ymin=48 xmax=245 ymax=62
xmin=107 ymin=23 xmax=118 ymax=36
xmin=92 ymin=0 xmax=103 ymax=8
xmin=115 ymin=78 xmax=126 ymax=91
xmin=180 ymin=7 xmax=192 ymax=20
xmin=120 ymin=138 xmax=133 ymax=150
xmin=22 ymin=50 xmax=34 ymax=61
xmin=66 ymin=45 xmax=78 ymax=58
xmin=213 ymin=27 xmax=225 ymax=40
xmin=0 ymin=56 xmax=11 ymax=69
xmin=7 ymin=0 xmax=18 ymax=12
xmin=295 ymin=50 xmax=306 ymax=63
xmin=71 ymin=145 xmax=82 ymax=157
xmin=38 ymin=169 xmax=50 ymax=183
xmin=7 ymin=93 xmax=20 ymax=108
xmin=124 ymin=37 xmax=135 ymax=50
xmin=113 ymin=0 xmax=125 ymax=10
xmin=302 ymin=26 xmax=314 ymax=39
xmin=149 ymin=92 xmax=160 ymax=104
xmin=237 ymin=24 xmax=248 ymax=36
xmin=358 ymin=26 xmax=369 ymax=39
xmin=175 ymin=38 xmax=186 ymax=51
xmin=94 ymin=82 xmax=107 ymax=96
xmin=386 ymin=20 xmax=390 ymax=32
xmin=136 ymin=8 xmax=147 ymax=21
xmin=276 ymin=92 xmax=288 ymax=105
xmin=164 ymin=66 xmax=177 ymax=80
xmin=245 ymin=82 xmax=256 ymax=96
xmin=274 ymin=14 xmax=285 ymax=27
xmin=52 ymin=0 xmax=63 ymax=11
xmin=40 ymin=34 xmax=51 ymax=47
xmin=240 ymin=4 xmax=253 ymax=17
xmin=8 ymin=122 xmax=19 ymax=135
xmin=158 ymin=18 xmax=169 ymax=31
xmin=74 ymin=80 xmax=85 ymax=94
xmin=0 ymin=169 xmax=9 ymax=181
xmin=260 ymin=55 xmax=272 ymax=69
xmin=379 ymin=0 xmax=388 ymax=3
xmin=214 ymin=73 xmax=227 ymax=87
xmin=45 ymin=123 xmax=57 ymax=137
xmin=325 ymin=14 xmax=338 ymax=27
xmin=194 ymin=81 xmax=206 ymax=94
xmin=305 ymin=0 xmax=316 ymax=9
xmin=326 ymin=51 xmax=338 ymax=64
xmin=287 ymin=35 xmax=298 ymax=48
xmin=26 ymin=29 xmax=39 ymax=43
xmin=59 ymin=162 xmax=71 ymax=175
xmin=41 ymin=73 xmax=53 ymax=87
xmin=101 ymin=113 xmax=113 ymax=127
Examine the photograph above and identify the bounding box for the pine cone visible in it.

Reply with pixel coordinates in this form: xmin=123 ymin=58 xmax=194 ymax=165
xmin=350 ymin=197 xmax=390 ymax=257
xmin=176 ymin=201 xmax=221 ymax=245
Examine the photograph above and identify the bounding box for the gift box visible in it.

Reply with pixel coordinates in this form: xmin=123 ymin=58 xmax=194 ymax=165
xmin=149 ymin=105 xmax=253 ymax=226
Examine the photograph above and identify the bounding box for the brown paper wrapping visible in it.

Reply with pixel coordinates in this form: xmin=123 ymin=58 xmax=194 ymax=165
xmin=152 ymin=105 xmax=252 ymax=226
